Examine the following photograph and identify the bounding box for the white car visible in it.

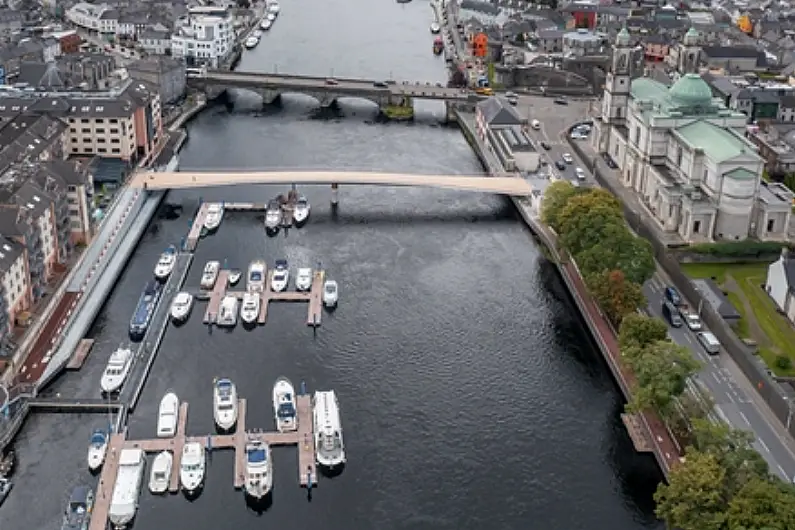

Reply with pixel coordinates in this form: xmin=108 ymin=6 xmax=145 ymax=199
xmin=575 ymin=168 xmax=586 ymax=180
xmin=683 ymin=312 xmax=702 ymax=331
xmin=562 ymin=153 xmax=573 ymax=164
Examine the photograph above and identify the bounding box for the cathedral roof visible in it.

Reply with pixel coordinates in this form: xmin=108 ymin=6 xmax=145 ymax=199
xmin=668 ymin=73 xmax=713 ymax=108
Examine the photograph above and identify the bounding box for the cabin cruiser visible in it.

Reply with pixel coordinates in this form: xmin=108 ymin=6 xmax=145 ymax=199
xmin=266 ymin=12 xmax=276 ymax=21
xmin=87 ymin=429 xmax=109 ymax=471
xmin=201 ymin=261 xmax=220 ymax=289
xmin=217 ymin=295 xmax=239 ymax=327
xmin=100 ymin=346 xmax=134 ymax=394
xmin=247 ymin=260 xmax=266 ymax=292
xmin=204 ymin=203 xmax=224 ymax=231
xmin=0 ymin=477 xmax=11 ymax=506
xmin=109 ymin=448 xmax=145 ymax=528
xmin=244 ymin=36 xmax=259 ymax=49
xmin=264 ymin=200 xmax=281 ymax=232
xmin=228 ymin=269 xmax=242 ymax=286
xmin=240 ymin=292 xmax=260 ymax=325
xmin=148 ymin=451 xmax=172 ymax=494
xmin=267 ymin=1 xmax=280 ymax=13
xmin=153 ymin=245 xmax=177 ymax=281
xmin=61 ymin=485 xmax=94 ymax=530
xmin=179 ymin=442 xmax=205 ymax=494
xmin=260 ymin=19 xmax=272 ymax=30
xmin=129 ymin=280 xmax=163 ymax=341
xmin=214 ymin=378 xmax=238 ymax=431
xmin=170 ymin=292 xmax=193 ymax=324
xmin=313 ymin=390 xmax=346 ymax=469
xmin=295 ymin=268 xmax=312 ymax=292
xmin=157 ymin=392 xmax=179 ymax=438
xmin=322 ymin=280 xmax=339 ymax=307
xmin=272 ymin=377 xmax=297 ymax=432
xmin=293 ymin=196 xmax=310 ymax=225
xmin=253 ymin=29 xmax=263 ymax=38
xmin=271 ymin=260 xmax=289 ymax=292
xmin=430 ymin=22 xmax=441 ymax=33
xmin=244 ymin=439 xmax=273 ymax=499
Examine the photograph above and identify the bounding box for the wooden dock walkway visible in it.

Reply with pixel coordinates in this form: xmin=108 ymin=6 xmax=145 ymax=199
xmin=203 ymin=269 xmax=229 ymax=324
xmin=66 ymin=338 xmax=95 ymax=370
xmin=186 ymin=202 xmax=210 ymax=251
xmin=621 ymin=413 xmax=653 ymax=453
xmin=224 ymin=203 xmax=267 ymax=211
xmin=296 ymin=394 xmax=317 ymax=486
xmin=88 ymin=432 xmax=126 ymax=530
xmin=307 ymin=270 xmax=324 ymax=327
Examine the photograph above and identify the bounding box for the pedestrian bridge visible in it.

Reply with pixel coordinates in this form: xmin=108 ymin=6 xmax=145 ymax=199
xmin=130 ymin=170 xmax=533 ymax=196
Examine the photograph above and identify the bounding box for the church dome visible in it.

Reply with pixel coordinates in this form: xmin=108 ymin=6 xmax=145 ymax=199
xmin=668 ymin=73 xmax=712 ymax=108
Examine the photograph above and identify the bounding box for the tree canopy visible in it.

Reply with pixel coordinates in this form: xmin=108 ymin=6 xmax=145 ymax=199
xmin=625 ymin=340 xmax=701 ymax=416
xmin=655 ymin=451 xmax=728 ymax=530
xmin=619 ymin=314 xmax=669 ymax=350
xmin=575 ymin=228 xmax=655 ymax=284
xmin=585 ymin=269 xmax=644 ymax=327
xmin=539 ymin=180 xmax=585 ymax=233
xmin=727 ymin=478 xmax=795 ymax=530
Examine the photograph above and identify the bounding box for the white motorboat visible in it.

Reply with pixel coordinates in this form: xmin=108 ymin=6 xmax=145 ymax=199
xmin=179 ymin=442 xmax=205 ymax=493
xmin=157 ymin=392 xmax=179 ymax=438
xmin=153 ymin=245 xmax=177 ymax=281
xmin=240 ymin=292 xmax=260 ymax=325
xmin=271 ymin=259 xmax=289 ymax=292
xmin=253 ymin=30 xmax=263 ymax=38
xmin=109 ymin=448 xmax=145 ymax=528
xmin=313 ymin=390 xmax=346 ymax=469
xmin=260 ymin=19 xmax=272 ymax=30
xmin=244 ymin=439 xmax=273 ymax=499
xmin=295 ymin=268 xmax=312 ymax=292
xmin=217 ymin=295 xmax=239 ymax=327
xmin=148 ymin=451 xmax=172 ymax=494
xmin=264 ymin=200 xmax=281 ymax=232
xmin=267 ymin=2 xmax=280 ymax=14
xmin=430 ymin=22 xmax=441 ymax=33
xmin=244 ymin=36 xmax=259 ymax=49
xmin=100 ymin=346 xmax=134 ymax=394
xmin=201 ymin=261 xmax=220 ymax=289
xmin=322 ymin=280 xmax=338 ymax=307
xmin=170 ymin=292 xmax=193 ymax=323
xmin=293 ymin=196 xmax=310 ymax=225
xmin=213 ymin=378 xmax=238 ymax=431
xmin=204 ymin=203 xmax=224 ymax=231
xmin=228 ymin=269 xmax=242 ymax=286
xmin=0 ymin=477 xmax=12 ymax=506
xmin=87 ymin=429 xmax=109 ymax=472
xmin=247 ymin=260 xmax=266 ymax=293
xmin=272 ymin=377 xmax=297 ymax=433
xmin=266 ymin=12 xmax=276 ymax=21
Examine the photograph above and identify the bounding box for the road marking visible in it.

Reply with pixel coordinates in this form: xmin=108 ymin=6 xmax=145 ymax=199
xmin=738 ymin=411 xmax=750 ymax=425
xmin=712 ymin=372 xmax=720 ymax=383
xmin=758 ymin=438 xmax=770 ymax=453
xmin=726 ymin=391 xmax=736 ymax=403
xmin=778 ymin=464 xmax=788 ymax=479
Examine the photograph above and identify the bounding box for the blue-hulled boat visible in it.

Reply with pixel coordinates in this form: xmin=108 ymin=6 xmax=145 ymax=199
xmin=129 ymin=280 xmax=163 ymax=341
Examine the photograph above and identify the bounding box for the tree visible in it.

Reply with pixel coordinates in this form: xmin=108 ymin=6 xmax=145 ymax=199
xmin=540 ymin=180 xmax=584 ymax=233
xmin=561 ymin=215 xmax=626 ymax=264
xmin=626 ymin=340 xmax=701 ymax=416
xmin=575 ymin=228 xmax=655 ymax=284
xmin=654 ymin=450 xmax=728 ymax=530
xmin=557 ymin=189 xmax=624 ymax=255
xmin=727 ymin=478 xmax=795 ymax=530
xmin=619 ymin=313 xmax=668 ymax=350
xmin=585 ymin=270 xmax=644 ymax=327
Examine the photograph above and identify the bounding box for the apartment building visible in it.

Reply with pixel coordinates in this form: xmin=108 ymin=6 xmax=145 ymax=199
xmin=171 ymin=7 xmax=234 ymax=68
xmin=66 ymin=3 xmax=116 ymax=33
xmin=0 ymin=236 xmax=29 ymax=346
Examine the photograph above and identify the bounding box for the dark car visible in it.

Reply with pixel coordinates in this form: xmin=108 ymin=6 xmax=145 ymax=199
xmin=555 ymin=160 xmax=566 ymax=170
xmin=662 ymin=301 xmax=683 ymax=327
xmin=554 ymin=98 xmax=568 ymax=105
xmin=540 ymin=141 xmax=551 ymax=150
xmin=665 ymin=286 xmax=682 ymax=306
xmin=373 ymin=81 xmax=388 ymax=88
xmin=602 ymin=153 xmax=618 ymax=169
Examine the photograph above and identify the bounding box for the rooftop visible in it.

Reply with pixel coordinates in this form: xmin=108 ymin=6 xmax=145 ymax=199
xmin=674 ymin=121 xmax=758 ymax=163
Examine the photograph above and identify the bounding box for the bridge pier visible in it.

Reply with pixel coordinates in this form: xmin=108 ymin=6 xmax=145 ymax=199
xmin=330 ymin=183 xmax=339 ymax=209
xmin=380 ymin=95 xmax=414 ymax=121
xmin=444 ymin=102 xmax=458 ymax=124
xmin=257 ymin=89 xmax=282 ymax=106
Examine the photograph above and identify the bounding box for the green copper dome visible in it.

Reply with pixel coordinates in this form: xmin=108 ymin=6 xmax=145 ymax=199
xmin=669 ymin=73 xmax=712 ymax=108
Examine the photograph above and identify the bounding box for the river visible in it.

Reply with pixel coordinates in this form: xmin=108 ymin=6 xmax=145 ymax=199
xmin=0 ymin=0 xmax=665 ymax=529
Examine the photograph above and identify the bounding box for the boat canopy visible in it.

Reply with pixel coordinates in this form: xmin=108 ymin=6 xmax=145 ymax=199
xmin=69 ymin=485 xmax=91 ymax=507
xmin=275 ymin=259 xmax=287 ymax=269
xmin=249 ymin=271 xmax=262 ymax=281
xmin=247 ymin=448 xmax=267 ymax=463
xmin=277 ymin=402 xmax=296 ymax=418
xmin=90 ymin=431 xmax=107 ymax=445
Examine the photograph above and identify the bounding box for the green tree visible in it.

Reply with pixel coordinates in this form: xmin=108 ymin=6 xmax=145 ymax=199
xmin=727 ymin=478 xmax=795 ymax=530
xmin=557 ymin=189 xmax=624 ymax=255
xmin=654 ymin=450 xmax=728 ymax=530
xmin=562 ymin=215 xmax=625 ymax=266
xmin=540 ymin=180 xmax=584 ymax=233
xmin=626 ymin=340 xmax=701 ymax=416
xmin=585 ymin=270 xmax=644 ymax=327
xmin=575 ymin=228 xmax=655 ymax=284
xmin=619 ymin=313 xmax=668 ymax=350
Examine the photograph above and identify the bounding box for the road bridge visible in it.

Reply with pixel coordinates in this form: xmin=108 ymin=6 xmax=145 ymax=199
xmin=131 ymin=170 xmax=533 ymax=196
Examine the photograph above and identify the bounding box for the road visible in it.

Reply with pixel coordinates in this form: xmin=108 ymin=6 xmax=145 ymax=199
xmin=518 ymin=93 xmax=795 ymax=481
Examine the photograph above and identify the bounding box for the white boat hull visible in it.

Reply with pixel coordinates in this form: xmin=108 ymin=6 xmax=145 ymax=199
xmin=293 ymin=206 xmax=310 ymax=224
xmin=265 ymin=213 xmax=280 ymax=230
xmin=273 ymin=378 xmax=297 ymax=433
xmin=179 ymin=443 xmax=205 ymax=494
xmin=149 ymin=452 xmax=172 ymax=494
xmin=88 ymin=446 xmax=107 ymax=471
xmin=157 ymin=393 xmax=179 ymax=438
xmin=241 ymin=309 xmax=259 ymax=324
xmin=154 ymin=265 xmax=173 ymax=280
xmin=171 ymin=307 xmax=190 ymax=323
xmin=313 ymin=390 xmax=346 ymax=469
xmin=215 ymin=411 xmax=237 ymax=431
xmin=271 ymin=280 xmax=288 ymax=292
xmin=214 ymin=380 xmax=238 ymax=431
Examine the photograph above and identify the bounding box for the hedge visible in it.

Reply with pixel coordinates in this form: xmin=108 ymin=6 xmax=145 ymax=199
xmin=689 ymin=241 xmax=791 ymax=258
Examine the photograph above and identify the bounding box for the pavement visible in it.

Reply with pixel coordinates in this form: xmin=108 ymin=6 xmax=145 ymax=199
xmin=517 ymin=94 xmax=795 ymax=481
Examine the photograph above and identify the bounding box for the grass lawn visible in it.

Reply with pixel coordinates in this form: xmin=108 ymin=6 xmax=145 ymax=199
xmin=682 ymin=262 xmax=795 ymax=376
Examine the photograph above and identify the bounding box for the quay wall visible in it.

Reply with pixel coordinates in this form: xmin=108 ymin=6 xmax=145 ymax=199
xmin=566 ymin=137 xmax=795 ymax=440
xmin=455 ymin=110 xmax=672 ymax=476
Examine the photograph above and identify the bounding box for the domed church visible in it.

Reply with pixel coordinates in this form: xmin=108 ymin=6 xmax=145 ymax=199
xmin=591 ymin=27 xmax=793 ymax=243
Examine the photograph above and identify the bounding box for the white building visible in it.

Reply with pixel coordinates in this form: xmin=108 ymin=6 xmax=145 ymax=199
xmin=475 ymin=97 xmax=540 ymax=173
xmin=170 ymin=8 xmax=233 ymax=68
xmin=765 ymin=248 xmax=795 ymax=324
xmin=65 ymin=3 xmax=117 ymax=34
xmin=592 ymin=27 xmax=792 ymax=243
xmin=0 ymin=237 xmax=30 ymax=328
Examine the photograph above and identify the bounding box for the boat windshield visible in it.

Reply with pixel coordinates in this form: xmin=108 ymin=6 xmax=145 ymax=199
xmin=278 ymin=402 xmax=296 ymax=418
xmin=273 ymin=272 xmax=286 ymax=280
xmin=325 ymin=284 xmax=336 ymax=294
xmin=247 ymin=449 xmax=266 ymax=463
xmin=250 ymin=272 xmax=262 ymax=281
xmin=184 ymin=463 xmax=202 ymax=471
xmin=154 ymin=471 xmax=166 ymax=480
xmin=90 ymin=433 xmax=106 ymax=445
xmin=219 ymin=403 xmax=234 ymax=411
xmin=106 ymin=367 xmax=122 ymax=376
xmin=321 ymin=433 xmax=339 ymax=451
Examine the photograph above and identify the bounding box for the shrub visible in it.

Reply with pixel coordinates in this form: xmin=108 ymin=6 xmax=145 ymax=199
xmin=775 ymin=355 xmax=792 ymax=371
xmin=689 ymin=241 xmax=790 ymax=258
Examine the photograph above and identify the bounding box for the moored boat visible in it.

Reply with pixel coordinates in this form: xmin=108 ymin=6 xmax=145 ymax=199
xmin=244 ymin=439 xmax=273 ymax=499
xmin=244 ymin=36 xmax=259 ymax=49
xmin=313 ymin=390 xmax=346 ymax=469
xmin=267 ymin=1 xmax=280 ymax=13
xmin=204 ymin=203 xmax=224 ymax=231
xmin=0 ymin=477 xmax=11 ymax=507
xmin=148 ymin=451 xmax=172 ymax=494
xmin=266 ymin=12 xmax=276 ymax=21
xmin=228 ymin=269 xmax=242 ymax=285
xmin=240 ymin=292 xmax=260 ymax=325
xmin=61 ymin=485 xmax=94 ymax=530
xmin=272 ymin=377 xmax=297 ymax=432
xmin=0 ymin=449 xmax=15 ymax=477
xmin=295 ymin=268 xmax=312 ymax=292
xmin=129 ymin=280 xmax=163 ymax=341
xmin=270 ymin=259 xmax=289 ymax=292
xmin=264 ymin=199 xmax=281 ymax=232
xmin=170 ymin=292 xmax=193 ymax=324
xmin=100 ymin=346 xmax=134 ymax=395
xmin=247 ymin=260 xmax=266 ymax=292
xmin=430 ymin=22 xmax=441 ymax=33
xmin=293 ymin=196 xmax=310 ymax=225
xmin=253 ymin=29 xmax=263 ymax=38
xmin=153 ymin=245 xmax=177 ymax=281
xmin=200 ymin=261 xmax=220 ymax=289
xmin=157 ymin=392 xmax=179 ymax=438
xmin=214 ymin=378 xmax=238 ymax=431
xmin=87 ymin=429 xmax=109 ymax=471
xmin=217 ymin=295 xmax=239 ymax=327
xmin=109 ymin=448 xmax=145 ymax=528
xmin=322 ymin=280 xmax=338 ymax=307
xmin=260 ymin=19 xmax=272 ymax=30
xmin=179 ymin=443 xmax=205 ymax=494
xmin=433 ymin=36 xmax=444 ymax=55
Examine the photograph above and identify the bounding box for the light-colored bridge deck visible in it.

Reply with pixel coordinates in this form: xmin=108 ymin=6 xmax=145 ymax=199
xmin=131 ymin=170 xmax=533 ymax=195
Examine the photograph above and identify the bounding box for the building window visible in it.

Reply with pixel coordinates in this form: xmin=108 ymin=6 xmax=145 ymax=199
xmin=693 ymin=220 xmax=701 ymax=234
xmin=110 ymin=128 xmax=119 ymax=134
xmin=110 ymin=119 xmax=118 ymax=123
xmin=81 ymin=128 xmax=90 ymax=134
xmin=768 ymin=219 xmax=775 ymax=232
xmin=703 ymin=169 xmax=708 ymax=180
xmin=634 ymin=127 xmax=640 ymax=145
xmin=111 ymin=148 xmax=120 ymax=153
xmin=676 ymin=146 xmax=683 ymax=168
xmin=69 ymin=128 xmax=76 ymax=133
xmin=616 ymin=107 xmax=622 ymax=119
xmin=110 ymin=139 xmax=120 ymax=144
xmin=96 ymin=128 xmax=105 ymax=133
xmin=98 ymin=148 xmax=107 ymax=153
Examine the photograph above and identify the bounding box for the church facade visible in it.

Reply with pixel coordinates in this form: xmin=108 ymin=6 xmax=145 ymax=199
xmin=591 ymin=28 xmax=793 ymax=243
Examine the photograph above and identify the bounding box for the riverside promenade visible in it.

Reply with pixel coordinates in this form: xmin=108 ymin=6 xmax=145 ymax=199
xmin=455 ymin=109 xmax=681 ymax=476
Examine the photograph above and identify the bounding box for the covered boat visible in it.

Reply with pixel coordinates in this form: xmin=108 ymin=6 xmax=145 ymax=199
xmin=313 ymin=390 xmax=346 ymax=469
xmin=61 ymin=485 xmax=94 ymax=530
xmin=272 ymin=377 xmax=297 ymax=432
xmin=157 ymin=392 xmax=179 ymax=438
xmin=214 ymin=378 xmax=238 ymax=431
xmin=87 ymin=429 xmax=108 ymax=471
xmin=244 ymin=439 xmax=273 ymax=499
xmin=148 ymin=451 xmax=172 ymax=494
xmin=108 ymin=449 xmax=145 ymax=528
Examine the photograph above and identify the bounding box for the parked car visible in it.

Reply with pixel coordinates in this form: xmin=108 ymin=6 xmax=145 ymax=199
xmin=562 ymin=153 xmax=573 ymax=164
xmin=662 ymin=301 xmax=683 ymax=327
xmin=603 ymin=153 xmax=618 ymax=169
xmin=554 ymin=98 xmax=568 ymax=105
xmin=555 ymin=160 xmax=566 ymax=170
xmin=664 ymin=286 xmax=682 ymax=306
xmin=540 ymin=141 xmax=551 ymax=150
xmin=697 ymin=331 xmax=721 ymax=355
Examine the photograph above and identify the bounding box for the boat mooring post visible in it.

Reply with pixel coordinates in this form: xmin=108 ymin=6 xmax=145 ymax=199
xmin=300 ymin=381 xmax=306 ymax=396
xmin=330 ymin=183 xmax=339 ymax=208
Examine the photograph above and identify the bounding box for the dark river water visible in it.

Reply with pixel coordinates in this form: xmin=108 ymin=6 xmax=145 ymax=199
xmin=0 ymin=1 xmax=665 ymax=529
